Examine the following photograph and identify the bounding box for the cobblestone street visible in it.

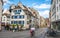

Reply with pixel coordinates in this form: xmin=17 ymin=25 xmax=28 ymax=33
xmin=0 ymin=28 xmax=60 ymax=38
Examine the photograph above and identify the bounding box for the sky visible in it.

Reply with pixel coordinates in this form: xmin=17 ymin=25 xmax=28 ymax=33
xmin=3 ymin=0 xmax=51 ymax=18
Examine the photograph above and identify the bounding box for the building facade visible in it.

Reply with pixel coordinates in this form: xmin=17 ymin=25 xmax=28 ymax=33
xmin=28 ymin=8 xmax=40 ymax=28
xmin=8 ymin=2 xmax=40 ymax=29
xmin=50 ymin=0 xmax=60 ymax=30
xmin=0 ymin=0 xmax=3 ymax=31
xmin=10 ymin=3 xmax=29 ymax=29
xmin=2 ymin=2 xmax=40 ymax=30
xmin=45 ymin=18 xmax=50 ymax=27
xmin=40 ymin=16 xmax=46 ymax=28
xmin=2 ymin=10 xmax=10 ymax=26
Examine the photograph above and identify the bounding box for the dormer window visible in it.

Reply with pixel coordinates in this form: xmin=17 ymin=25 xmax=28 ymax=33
xmin=14 ymin=9 xmax=21 ymax=14
xmin=14 ymin=10 xmax=17 ymax=13
xmin=18 ymin=10 xmax=21 ymax=12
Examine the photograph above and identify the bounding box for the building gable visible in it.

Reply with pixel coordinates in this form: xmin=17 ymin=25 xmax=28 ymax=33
xmin=11 ymin=9 xmax=25 ymax=15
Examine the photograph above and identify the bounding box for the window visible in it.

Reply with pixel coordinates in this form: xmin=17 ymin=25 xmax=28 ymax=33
xmin=14 ymin=21 xmax=17 ymax=24
xmin=12 ymin=15 xmax=18 ymax=19
xmin=3 ymin=19 xmax=5 ymax=21
xmin=7 ymin=19 xmax=9 ymax=21
xmin=7 ymin=16 xmax=10 ymax=18
xmin=15 ymin=12 xmax=20 ymax=14
xmin=19 ymin=21 xmax=21 ymax=24
xmin=12 ymin=15 xmax=24 ymax=19
xmin=59 ymin=4 xmax=60 ymax=10
xmin=18 ymin=10 xmax=21 ymax=12
xmin=19 ymin=21 xmax=24 ymax=25
xmin=21 ymin=21 xmax=24 ymax=24
xmin=11 ymin=21 xmax=13 ymax=24
xmin=4 ymin=17 xmax=5 ymax=18
xmin=19 ymin=15 xmax=24 ymax=19
xmin=14 ymin=10 xmax=17 ymax=13
xmin=14 ymin=16 xmax=18 ymax=19
xmin=14 ymin=9 xmax=21 ymax=14
xmin=22 ymin=15 xmax=24 ymax=18
xmin=19 ymin=16 xmax=21 ymax=18
xmin=11 ymin=21 xmax=18 ymax=24
xmin=12 ymin=16 xmax=13 ymax=19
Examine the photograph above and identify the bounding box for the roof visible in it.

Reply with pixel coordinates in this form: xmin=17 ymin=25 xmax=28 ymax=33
xmin=3 ymin=9 xmax=10 ymax=15
xmin=2 ymin=10 xmax=11 ymax=16
xmin=2 ymin=13 xmax=10 ymax=16
xmin=23 ymin=5 xmax=28 ymax=10
xmin=13 ymin=6 xmax=22 ymax=9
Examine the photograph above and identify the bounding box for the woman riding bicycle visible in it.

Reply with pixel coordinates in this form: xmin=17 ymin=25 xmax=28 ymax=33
xmin=30 ymin=27 xmax=35 ymax=37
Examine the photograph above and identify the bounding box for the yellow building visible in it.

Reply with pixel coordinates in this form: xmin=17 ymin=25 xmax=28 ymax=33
xmin=45 ymin=18 xmax=50 ymax=27
xmin=40 ymin=16 xmax=46 ymax=28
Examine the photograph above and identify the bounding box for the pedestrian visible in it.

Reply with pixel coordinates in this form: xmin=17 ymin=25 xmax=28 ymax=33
xmin=15 ymin=25 xmax=17 ymax=32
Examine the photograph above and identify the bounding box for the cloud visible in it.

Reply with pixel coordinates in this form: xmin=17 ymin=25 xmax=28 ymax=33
xmin=3 ymin=0 xmax=8 ymax=2
xmin=3 ymin=0 xmax=9 ymax=5
xmin=31 ymin=3 xmax=50 ymax=18
xmin=33 ymin=4 xmax=51 ymax=9
xmin=3 ymin=0 xmax=13 ymax=5
xmin=38 ymin=10 xmax=49 ymax=18
xmin=3 ymin=9 xmax=7 ymax=13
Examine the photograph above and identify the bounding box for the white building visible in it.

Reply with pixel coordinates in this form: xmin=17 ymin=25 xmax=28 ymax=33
xmin=9 ymin=2 xmax=34 ymax=29
xmin=50 ymin=0 xmax=60 ymax=30
xmin=2 ymin=10 xmax=10 ymax=26
xmin=9 ymin=2 xmax=40 ymax=29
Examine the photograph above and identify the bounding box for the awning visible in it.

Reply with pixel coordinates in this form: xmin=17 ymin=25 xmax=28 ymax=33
xmin=51 ymin=19 xmax=60 ymax=23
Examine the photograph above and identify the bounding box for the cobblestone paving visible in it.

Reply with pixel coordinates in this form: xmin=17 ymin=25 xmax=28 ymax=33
xmin=0 ymin=28 xmax=60 ymax=38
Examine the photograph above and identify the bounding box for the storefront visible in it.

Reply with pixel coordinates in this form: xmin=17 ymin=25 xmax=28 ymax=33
xmin=51 ymin=20 xmax=60 ymax=30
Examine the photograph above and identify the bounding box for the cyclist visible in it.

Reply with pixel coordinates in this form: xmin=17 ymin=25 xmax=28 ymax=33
xmin=30 ymin=27 xmax=35 ymax=37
